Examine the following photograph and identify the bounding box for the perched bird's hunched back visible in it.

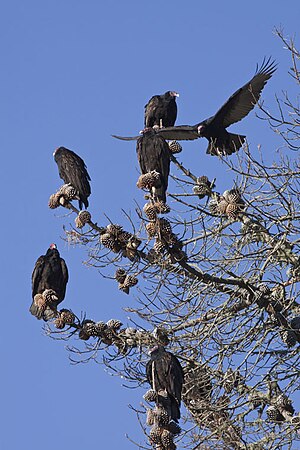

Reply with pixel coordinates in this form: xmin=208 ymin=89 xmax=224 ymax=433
xmin=137 ymin=128 xmax=170 ymax=203
xmin=146 ymin=346 xmax=184 ymax=422
xmin=30 ymin=244 xmax=69 ymax=321
xmin=144 ymin=91 xmax=179 ymax=128
xmin=54 ymin=146 xmax=91 ymax=209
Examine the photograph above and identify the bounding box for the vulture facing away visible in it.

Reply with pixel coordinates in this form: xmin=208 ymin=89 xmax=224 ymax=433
xmin=113 ymin=58 xmax=276 ymax=155
xmin=30 ymin=244 xmax=69 ymax=321
xmin=144 ymin=91 xmax=179 ymax=128
xmin=146 ymin=346 xmax=184 ymax=422
xmin=137 ymin=128 xmax=170 ymax=203
xmin=54 ymin=146 xmax=91 ymax=209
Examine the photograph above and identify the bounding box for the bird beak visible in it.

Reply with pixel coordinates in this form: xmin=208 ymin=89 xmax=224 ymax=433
xmin=173 ymin=92 xmax=179 ymax=97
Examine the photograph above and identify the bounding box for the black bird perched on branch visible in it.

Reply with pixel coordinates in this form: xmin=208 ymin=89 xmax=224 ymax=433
xmin=144 ymin=91 xmax=179 ymax=128
xmin=137 ymin=128 xmax=170 ymax=203
xmin=113 ymin=58 xmax=276 ymax=156
xmin=30 ymin=244 xmax=69 ymax=321
xmin=146 ymin=346 xmax=184 ymax=422
xmin=54 ymin=146 xmax=91 ymax=209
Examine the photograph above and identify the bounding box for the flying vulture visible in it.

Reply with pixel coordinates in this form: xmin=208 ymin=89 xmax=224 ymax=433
xmin=30 ymin=244 xmax=69 ymax=321
xmin=146 ymin=346 xmax=184 ymax=422
xmin=137 ymin=128 xmax=170 ymax=203
xmin=113 ymin=58 xmax=276 ymax=155
xmin=144 ymin=91 xmax=179 ymax=128
xmin=54 ymin=146 xmax=91 ymax=209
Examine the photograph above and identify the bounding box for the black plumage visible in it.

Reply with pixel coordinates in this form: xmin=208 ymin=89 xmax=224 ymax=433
xmin=30 ymin=244 xmax=69 ymax=321
xmin=145 ymin=91 xmax=179 ymax=128
xmin=146 ymin=346 xmax=184 ymax=422
xmin=137 ymin=128 xmax=170 ymax=203
xmin=113 ymin=58 xmax=276 ymax=155
xmin=54 ymin=146 xmax=91 ymax=209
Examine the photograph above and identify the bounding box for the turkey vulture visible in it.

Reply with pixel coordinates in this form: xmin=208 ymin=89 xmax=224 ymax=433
xmin=54 ymin=146 xmax=91 ymax=209
xmin=137 ymin=128 xmax=170 ymax=203
xmin=30 ymin=244 xmax=69 ymax=321
xmin=145 ymin=91 xmax=179 ymax=128
xmin=146 ymin=346 xmax=184 ymax=422
xmin=113 ymin=58 xmax=276 ymax=155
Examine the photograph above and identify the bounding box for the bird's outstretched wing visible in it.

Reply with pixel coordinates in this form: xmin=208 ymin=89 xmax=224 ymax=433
xmin=211 ymin=57 xmax=277 ymax=128
xmin=112 ymin=134 xmax=141 ymax=141
xmin=112 ymin=125 xmax=200 ymax=142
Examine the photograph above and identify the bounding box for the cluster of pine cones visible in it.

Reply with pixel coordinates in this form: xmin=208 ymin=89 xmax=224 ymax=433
xmin=193 ymin=175 xmax=214 ymax=199
xmin=100 ymin=223 xmax=141 ymax=260
xmin=48 ymin=183 xmax=79 ymax=209
xmin=144 ymin=390 xmax=181 ymax=450
xmin=209 ymin=188 xmax=245 ymax=219
xmin=144 ymin=204 xmax=186 ymax=263
xmin=114 ymin=268 xmax=138 ymax=294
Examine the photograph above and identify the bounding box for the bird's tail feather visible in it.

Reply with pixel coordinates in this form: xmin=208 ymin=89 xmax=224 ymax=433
xmin=207 ymin=133 xmax=246 ymax=156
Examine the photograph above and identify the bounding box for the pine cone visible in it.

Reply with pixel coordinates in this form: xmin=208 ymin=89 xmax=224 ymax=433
xmin=158 ymin=218 xmax=172 ymax=236
xmin=226 ymin=203 xmax=239 ymax=219
xmin=59 ymin=183 xmax=78 ymax=200
xmin=34 ymin=293 xmax=47 ymax=311
xmin=144 ymin=389 xmax=157 ymax=403
xmin=146 ymin=409 xmax=156 ymax=426
xmin=106 ymin=319 xmax=123 ymax=330
xmin=275 ymin=394 xmax=294 ymax=414
xmin=115 ymin=268 xmax=127 ymax=283
xmin=146 ymin=222 xmax=157 ymax=238
xmin=101 ymin=233 xmax=116 ymax=250
xmin=217 ymin=198 xmax=229 ymax=215
xmin=118 ymin=230 xmax=132 ymax=243
xmin=168 ymin=140 xmax=182 ymax=154
xmin=106 ymin=224 xmax=122 ymax=234
xmin=266 ymin=405 xmax=285 ymax=422
xmin=79 ymin=329 xmax=90 ymax=340
xmin=82 ymin=320 xmax=98 ymax=337
xmin=42 ymin=289 xmax=58 ymax=303
xmin=75 ymin=210 xmax=91 ymax=228
xmin=161 ymin=429 xmax=174 ymax=448
xmin=54 ymin=317 xmax=65 ymax=329
xmin=155 ymin=405 xmax=169 ymax=426
xmin=149 ymin=425 xmax=163 ymax=445
xmin=123 ymin=275 xmax=138 ymax=288
xmin=48 ymin=193 xmax=60 ymax=209
xmin=95 ymin=321 xmax=108 ymax=334
xmin=144 ymin=202 xmax=158 ymax=221
xmin=59 ymin=309 xmax=75 ymax=325
xmin=225 ymin=188 xmax=242 ymax=204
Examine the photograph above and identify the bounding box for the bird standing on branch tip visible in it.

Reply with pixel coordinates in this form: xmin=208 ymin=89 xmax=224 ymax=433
xmin=137 ymin=128 xmax=170 ymax=203
xmin=53 ymin=147 xmax=91 ymax=210
xmin=144 ymin=90 xmax=179 ymax=128
xmin=30 ymin=244 xmax=69 ymax=321
xmin=113 ymin=58 xmax=277 ymax=156
xmin=146 ymin=346 xmax=184 ymax=422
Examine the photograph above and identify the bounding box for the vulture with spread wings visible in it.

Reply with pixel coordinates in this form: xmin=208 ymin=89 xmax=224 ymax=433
xmin=113 ymin=58 xmax=276 ymax=156
xmin=144 ymin=90 xmax=179 ymax=128
xmin=54 ymin=146 xmax=91 ymax=209
xmin=146 ymin=346 xmax=184 ymax=422
xmin=30 ymin=244 xmax=69 ymax=321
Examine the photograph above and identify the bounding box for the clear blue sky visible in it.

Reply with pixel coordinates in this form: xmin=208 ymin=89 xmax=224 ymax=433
xmin=1 ymin=1 xmax=299 ymax=449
